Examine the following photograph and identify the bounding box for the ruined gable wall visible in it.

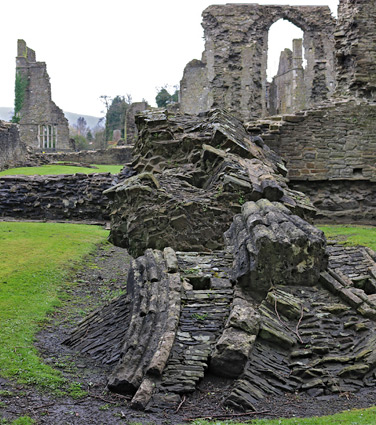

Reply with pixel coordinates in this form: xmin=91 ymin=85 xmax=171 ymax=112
xmin=0 ymin=121 xmax=26 ymax=171
xmin=125 ymin=102 xmax=148 ymax=144
xmin=335 ymin=0 xmax=376 ymax=98
xmin=181 ymin=4 xmax=335 ymax=122
xmin=180 ymin=59 xmax=210 ymax=115
xmin=16 ymin=40 xmax=70 ymax=150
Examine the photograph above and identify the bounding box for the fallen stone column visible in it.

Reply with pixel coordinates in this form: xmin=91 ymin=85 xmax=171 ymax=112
xmin=225 ymin=199 xmax=328 ymax=299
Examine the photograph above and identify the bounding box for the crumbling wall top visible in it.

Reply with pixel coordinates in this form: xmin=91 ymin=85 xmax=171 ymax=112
xmin=17 ymin=39 xmax=36 ymax=62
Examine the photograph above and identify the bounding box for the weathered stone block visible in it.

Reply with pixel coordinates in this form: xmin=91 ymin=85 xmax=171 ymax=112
xmin=225 ymin=199 xmax=327 ymax=298
xmin=210 ymin=328 xmax=256 ymax=378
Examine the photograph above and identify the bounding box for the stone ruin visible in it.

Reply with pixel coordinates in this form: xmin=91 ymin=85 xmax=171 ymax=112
xmin=65 ymin=106 xmax=376 ymax=411
xmin=62 ymin=0 xmax=376 ymax=414
xmin=180 ymin=0 xmax=376 ymax=224
xmin=14 ymin=40 xmax=70 ymax=151
xmin=180 ymin=4 xmax=336 ymax=121
xmin=126 ymin=101 xmax=149 ymax=144
xmin=0 ymin=121 xmax=26 ymax=171
xmin=0 ymin=0 xmax=373 ymax=414
xmin=268 ymin=38 xmax=307 ymax=116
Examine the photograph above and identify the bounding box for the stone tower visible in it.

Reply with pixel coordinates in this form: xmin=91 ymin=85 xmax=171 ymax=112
xmin=15 ymin=40 xmax=70 ymax=150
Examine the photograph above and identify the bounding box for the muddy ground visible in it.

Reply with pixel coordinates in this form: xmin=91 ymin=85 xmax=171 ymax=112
xmin=1 ymin=243 xmax=376 ymax=425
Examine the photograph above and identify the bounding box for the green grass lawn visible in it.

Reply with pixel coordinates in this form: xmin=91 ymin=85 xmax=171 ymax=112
xmin=318 ymin=225 xmax=376 ymax=251
xmin=0 ymin=164 xmax=123 ymax=176
xmin=0 ymin=222 xmax=108 ymax=394
xmin=192 ymin=406 xmax=376 ymax=425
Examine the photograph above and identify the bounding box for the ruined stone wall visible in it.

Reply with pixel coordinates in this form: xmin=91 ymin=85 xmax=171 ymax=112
xmin=44 ymin=146 xmax=133 ymax=165
xmin=0 ymin=121 xmax=26 ymax=171
xmin=16 ymin=40 xmax=70 ymax=150
xmin=125 ymin=102 xmax=148 ymax=144
xmin=253 ymin=100 xmax=376 ymax=182
xmin=268 ymin=39 xmax=307 ymax=115
xmin=0 ymin=173 xmax=114 ymax=221
xmin=335 ymin=0 xmax=376 ymax=98
xmin=290 ymin=180 xmax=376 ymax=223
xmin=181 ymin=4 xmax=335 ymax=121
xmin=246 ymin=99 xmax=376 ymax=222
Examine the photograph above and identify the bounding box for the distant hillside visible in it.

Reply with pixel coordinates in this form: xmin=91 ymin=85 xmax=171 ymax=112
xmin=64 ymin=111 xmax=103 ymax=130
xmin=0 ymin=107 xmax=13 ymax=122
xmin=0 ymin=107 xmax=103 ymax=130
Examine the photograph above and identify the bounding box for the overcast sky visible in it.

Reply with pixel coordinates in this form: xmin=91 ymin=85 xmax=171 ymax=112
xmin=1 ymin=0 xmax=339 ymax=118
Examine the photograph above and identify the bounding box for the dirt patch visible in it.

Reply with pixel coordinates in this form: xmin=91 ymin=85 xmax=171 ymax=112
xmin=1 ymin=243 xmax=376 ymax=424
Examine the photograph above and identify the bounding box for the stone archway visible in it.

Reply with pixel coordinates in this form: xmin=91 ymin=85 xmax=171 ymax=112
xmin=180 ymin=4 xmax=336 ymax=121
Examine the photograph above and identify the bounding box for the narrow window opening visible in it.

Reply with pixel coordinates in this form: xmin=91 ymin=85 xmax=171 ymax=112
xmin=38 ymin=124 xmax=57 ymax=150
xmin=266 ymin=19 xmax=307 ymax=116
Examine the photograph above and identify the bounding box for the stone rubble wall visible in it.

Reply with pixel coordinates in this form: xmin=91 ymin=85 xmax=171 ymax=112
xmin=65 ymin=200 xmax=376 ymax=411
xmin=43 ymin=146 xmax=133 ymax=165
xmin=105 ymin=109 xmax=316 ymax=257
xmin=0 ymin=173 xmax=115 ymax=221
xmin=335 ymin=0 xmax=376 ymax=99
xmin=0 ymin=121 xmax=27 ymax=171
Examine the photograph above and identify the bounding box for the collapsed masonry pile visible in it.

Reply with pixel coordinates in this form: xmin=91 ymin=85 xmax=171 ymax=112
xmin=104 ymin=109 xmax=314 ymax=257
xmin=66 ymin=109 xmax=376 ymax=411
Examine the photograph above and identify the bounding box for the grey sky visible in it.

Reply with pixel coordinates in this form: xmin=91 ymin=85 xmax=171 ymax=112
xmin=1 ymin=0 xmax=339 ymax=117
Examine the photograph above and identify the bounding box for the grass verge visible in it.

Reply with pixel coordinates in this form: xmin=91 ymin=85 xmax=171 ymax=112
xmin=0 ymin=222 xmax=108 ymax=394
xmin=0 ymin=417 xmax=35 ymax=425
xmin=0 ymin=164 xmax=123 ymax=176
xmin=318 ymin=224 xmax=376 ymax=251
xmin=192 ymin=406 xmax=376 ymax=425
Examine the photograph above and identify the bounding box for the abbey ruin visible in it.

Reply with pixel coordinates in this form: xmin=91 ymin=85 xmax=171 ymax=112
xmin=0 ymin=0 xmax=376 ymax=418
xmin=14 ymin=40 xmax=70 ymax=150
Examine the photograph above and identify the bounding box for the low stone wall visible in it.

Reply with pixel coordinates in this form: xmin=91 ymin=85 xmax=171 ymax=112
xmin=44 ymin=146 xmax=133 ymax=165
xmin=290 ymin=180 xmax=376 ymax=223
xmin=0 ymin=173 xmax=115 ymax=221
xmin=0 ymin=121 xmax=26 ymax=171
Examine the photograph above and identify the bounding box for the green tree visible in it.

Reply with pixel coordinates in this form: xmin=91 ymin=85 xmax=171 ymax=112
xmin=104 ymin=95 xmax=130 ymax=141
xmin=171 ymin=89 xmax=179 ymax=103
xmin=155 ymin=86 xmax=179 ymax=107
xmin=155 ymin=87 xmax=171 ymax=107
xmin=73 ymin=134 xmax=89 ymax=151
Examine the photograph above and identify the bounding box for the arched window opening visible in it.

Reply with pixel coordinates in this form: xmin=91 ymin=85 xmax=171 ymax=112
xmin=266 ymin=19 xmax=307 ymax=116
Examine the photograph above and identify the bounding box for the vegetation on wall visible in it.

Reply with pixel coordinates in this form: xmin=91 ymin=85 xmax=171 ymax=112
xmin=11 ymin=71 xmax=28 ymax=123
